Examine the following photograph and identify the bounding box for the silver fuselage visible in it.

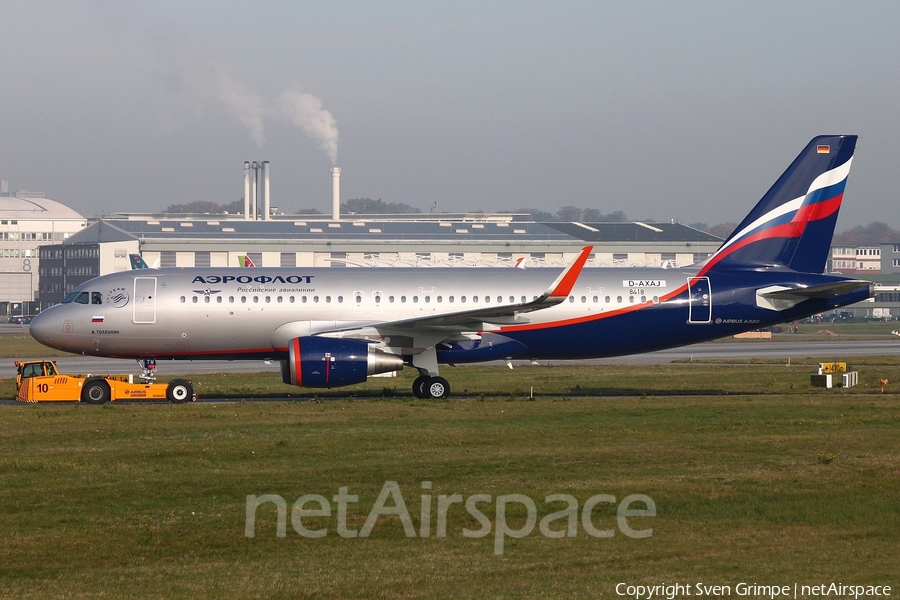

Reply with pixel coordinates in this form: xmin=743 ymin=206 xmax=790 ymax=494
xmin=30 ymin=266 xmax=687 ymax=360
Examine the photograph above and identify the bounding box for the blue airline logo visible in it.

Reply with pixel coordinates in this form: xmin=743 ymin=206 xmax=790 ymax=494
xmin=192 ymin=275 xmax=315 ymax=285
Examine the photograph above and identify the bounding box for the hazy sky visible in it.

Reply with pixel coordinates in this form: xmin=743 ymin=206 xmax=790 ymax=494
xmin=2 ymin=1 xmax=898 ymax=229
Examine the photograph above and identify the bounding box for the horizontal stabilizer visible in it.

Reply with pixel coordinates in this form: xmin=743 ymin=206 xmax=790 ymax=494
xmin=756 ymin=280 xmax=873 ymax=311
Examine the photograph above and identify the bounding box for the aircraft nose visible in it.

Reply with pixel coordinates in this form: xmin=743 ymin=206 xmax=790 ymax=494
xmin=29 ymin=311 xmax=58 ymax=348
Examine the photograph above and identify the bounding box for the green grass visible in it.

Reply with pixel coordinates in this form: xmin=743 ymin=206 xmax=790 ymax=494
xmin=0 ymin=335 xmax=72 ymax=359
xmin=6 ymin=361 xmax=899 ymax=402
xmin=3 ymin=328 xmax=900 ymax=596
xmin=2 ymin=363 xmax=899 ymax=598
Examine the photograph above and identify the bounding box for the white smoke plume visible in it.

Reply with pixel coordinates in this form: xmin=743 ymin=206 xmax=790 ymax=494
xmin=213 ymin=66 xmax=267 ymax=147
xmin=276 ymin=85 xmax=339 ymax=165
xmin=151 ymin=25 xmax=267 ymax=146
xmin=151 ymin=27 xmax=339 ymax=159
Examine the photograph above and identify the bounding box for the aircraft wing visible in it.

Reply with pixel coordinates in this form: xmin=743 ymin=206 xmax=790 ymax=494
xmin=756 ymin=280 xmax=873 ymax=311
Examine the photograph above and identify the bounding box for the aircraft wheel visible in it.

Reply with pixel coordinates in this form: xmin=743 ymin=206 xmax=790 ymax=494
xmin=81 ymin=379 xmax=111 ymax=404
xmin=412 ymin=376 xmax=429 ymax=399
xmin=425 ymin=376 xmax=450 ymax=399
xmin=166 ymin=379 xmax=194 ymax=404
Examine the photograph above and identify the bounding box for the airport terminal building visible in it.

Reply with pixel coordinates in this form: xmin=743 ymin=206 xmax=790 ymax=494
xmin=1 ymin=186 xmax=87 ymax=316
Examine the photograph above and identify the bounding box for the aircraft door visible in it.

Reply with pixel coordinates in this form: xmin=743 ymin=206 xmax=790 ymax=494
xmin=133 ymin=277 xmax=157 ymax=324
xmin=687 ymin=277 xmax=712 ymax=324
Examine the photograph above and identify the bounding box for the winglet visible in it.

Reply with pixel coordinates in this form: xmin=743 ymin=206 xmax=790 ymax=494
xmin=544 ymin=246 xmax=593 ymax=299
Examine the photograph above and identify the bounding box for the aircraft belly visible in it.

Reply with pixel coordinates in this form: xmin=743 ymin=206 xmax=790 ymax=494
xmin=437 ymin=334 xmax=528 ymax=363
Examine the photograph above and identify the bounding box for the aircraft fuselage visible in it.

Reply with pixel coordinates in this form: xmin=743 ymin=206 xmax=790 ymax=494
xmin=29 ymin=265 xmax=868 ymax=363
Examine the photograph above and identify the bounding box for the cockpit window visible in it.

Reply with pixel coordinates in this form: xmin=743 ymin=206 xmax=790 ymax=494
xmin=62 ymin=292 xmax=79 ymax=304
xmin=91 ymin=292 xmax=102 ymax=305
xmin=74 ymin=292 xmax=89 ymax=304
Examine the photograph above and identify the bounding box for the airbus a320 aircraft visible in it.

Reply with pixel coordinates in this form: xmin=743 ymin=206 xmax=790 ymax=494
xmin=30 ymin=136 xmax=872 ymax=399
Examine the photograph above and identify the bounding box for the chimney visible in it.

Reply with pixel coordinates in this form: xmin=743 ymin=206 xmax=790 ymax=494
xmin=263 ymin=161 xmax=271 ymax=220
xmin=331 ymin=167 xmax=341 ymax=221
xmin=243 ymin=162 xmax=250 ymax=220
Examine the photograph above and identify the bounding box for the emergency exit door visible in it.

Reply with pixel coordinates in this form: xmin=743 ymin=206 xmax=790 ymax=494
xmin=687 ymin=277 xmax=712 ymax=324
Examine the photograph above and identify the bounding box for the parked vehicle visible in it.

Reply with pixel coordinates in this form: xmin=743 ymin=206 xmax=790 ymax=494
xmin=14 ymin=359 xmax=196 ymax=404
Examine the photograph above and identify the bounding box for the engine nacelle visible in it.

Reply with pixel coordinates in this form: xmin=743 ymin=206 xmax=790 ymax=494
xmin=280 ymin=337 xmax=404 ymax=388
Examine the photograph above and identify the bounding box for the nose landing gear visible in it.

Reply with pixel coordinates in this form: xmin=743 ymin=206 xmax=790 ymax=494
xmin=138 ymin=358 xmax=157 ymax=383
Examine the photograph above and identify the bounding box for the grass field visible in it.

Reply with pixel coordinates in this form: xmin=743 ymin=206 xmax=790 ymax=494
xmin=2 ymin=360 xmax=899 ymax=598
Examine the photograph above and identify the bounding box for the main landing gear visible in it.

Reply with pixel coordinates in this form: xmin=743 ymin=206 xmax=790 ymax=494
xmin=410 ymin=343 xmax=449 ymax=399
xmin=412 ymin=375 xmax=450 ymax=399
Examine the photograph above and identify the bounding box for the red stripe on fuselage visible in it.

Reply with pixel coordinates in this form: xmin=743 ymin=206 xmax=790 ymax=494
xmin=495 ymin=283 xmax=689 ymax=333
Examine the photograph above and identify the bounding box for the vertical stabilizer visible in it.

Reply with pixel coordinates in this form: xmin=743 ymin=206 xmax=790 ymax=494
xmin=702 ymin=135 xmax=857 ymax=274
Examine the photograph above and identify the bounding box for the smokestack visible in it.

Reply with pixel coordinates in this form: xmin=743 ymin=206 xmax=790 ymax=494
xmin=243 ymin=162 xmax=250 ymax=220
xmin=263 ymin=161 xmax=271 ymax=221
xmin=331 ymin=167 xmax=341 ymax=221
xmin=251 ymin=161 xmax=259 ymax=220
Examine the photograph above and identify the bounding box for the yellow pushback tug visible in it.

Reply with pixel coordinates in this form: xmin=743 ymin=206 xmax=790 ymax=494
xmin=14 ymin=359 xmax=195 ymax=404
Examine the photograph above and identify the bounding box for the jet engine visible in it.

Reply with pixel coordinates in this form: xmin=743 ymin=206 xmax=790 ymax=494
xmin=280 ymin=337 xmax=403 ymax=388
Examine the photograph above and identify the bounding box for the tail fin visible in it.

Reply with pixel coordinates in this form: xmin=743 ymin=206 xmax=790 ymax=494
xmin=129 ymin=254 xmax=149 ymax=270
xmin=702 ymin=135 xmax=857 ymax=274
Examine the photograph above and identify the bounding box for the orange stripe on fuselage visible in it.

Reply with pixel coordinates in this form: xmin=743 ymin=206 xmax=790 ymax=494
xmin=496 ymin=283 xmax=689 ymax=333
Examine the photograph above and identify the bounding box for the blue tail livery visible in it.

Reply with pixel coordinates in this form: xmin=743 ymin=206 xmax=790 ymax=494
xmin=30 ymin=136 xmax=873 ymax=399
xmin=703 ymin=135 xmax=855 ymax=274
